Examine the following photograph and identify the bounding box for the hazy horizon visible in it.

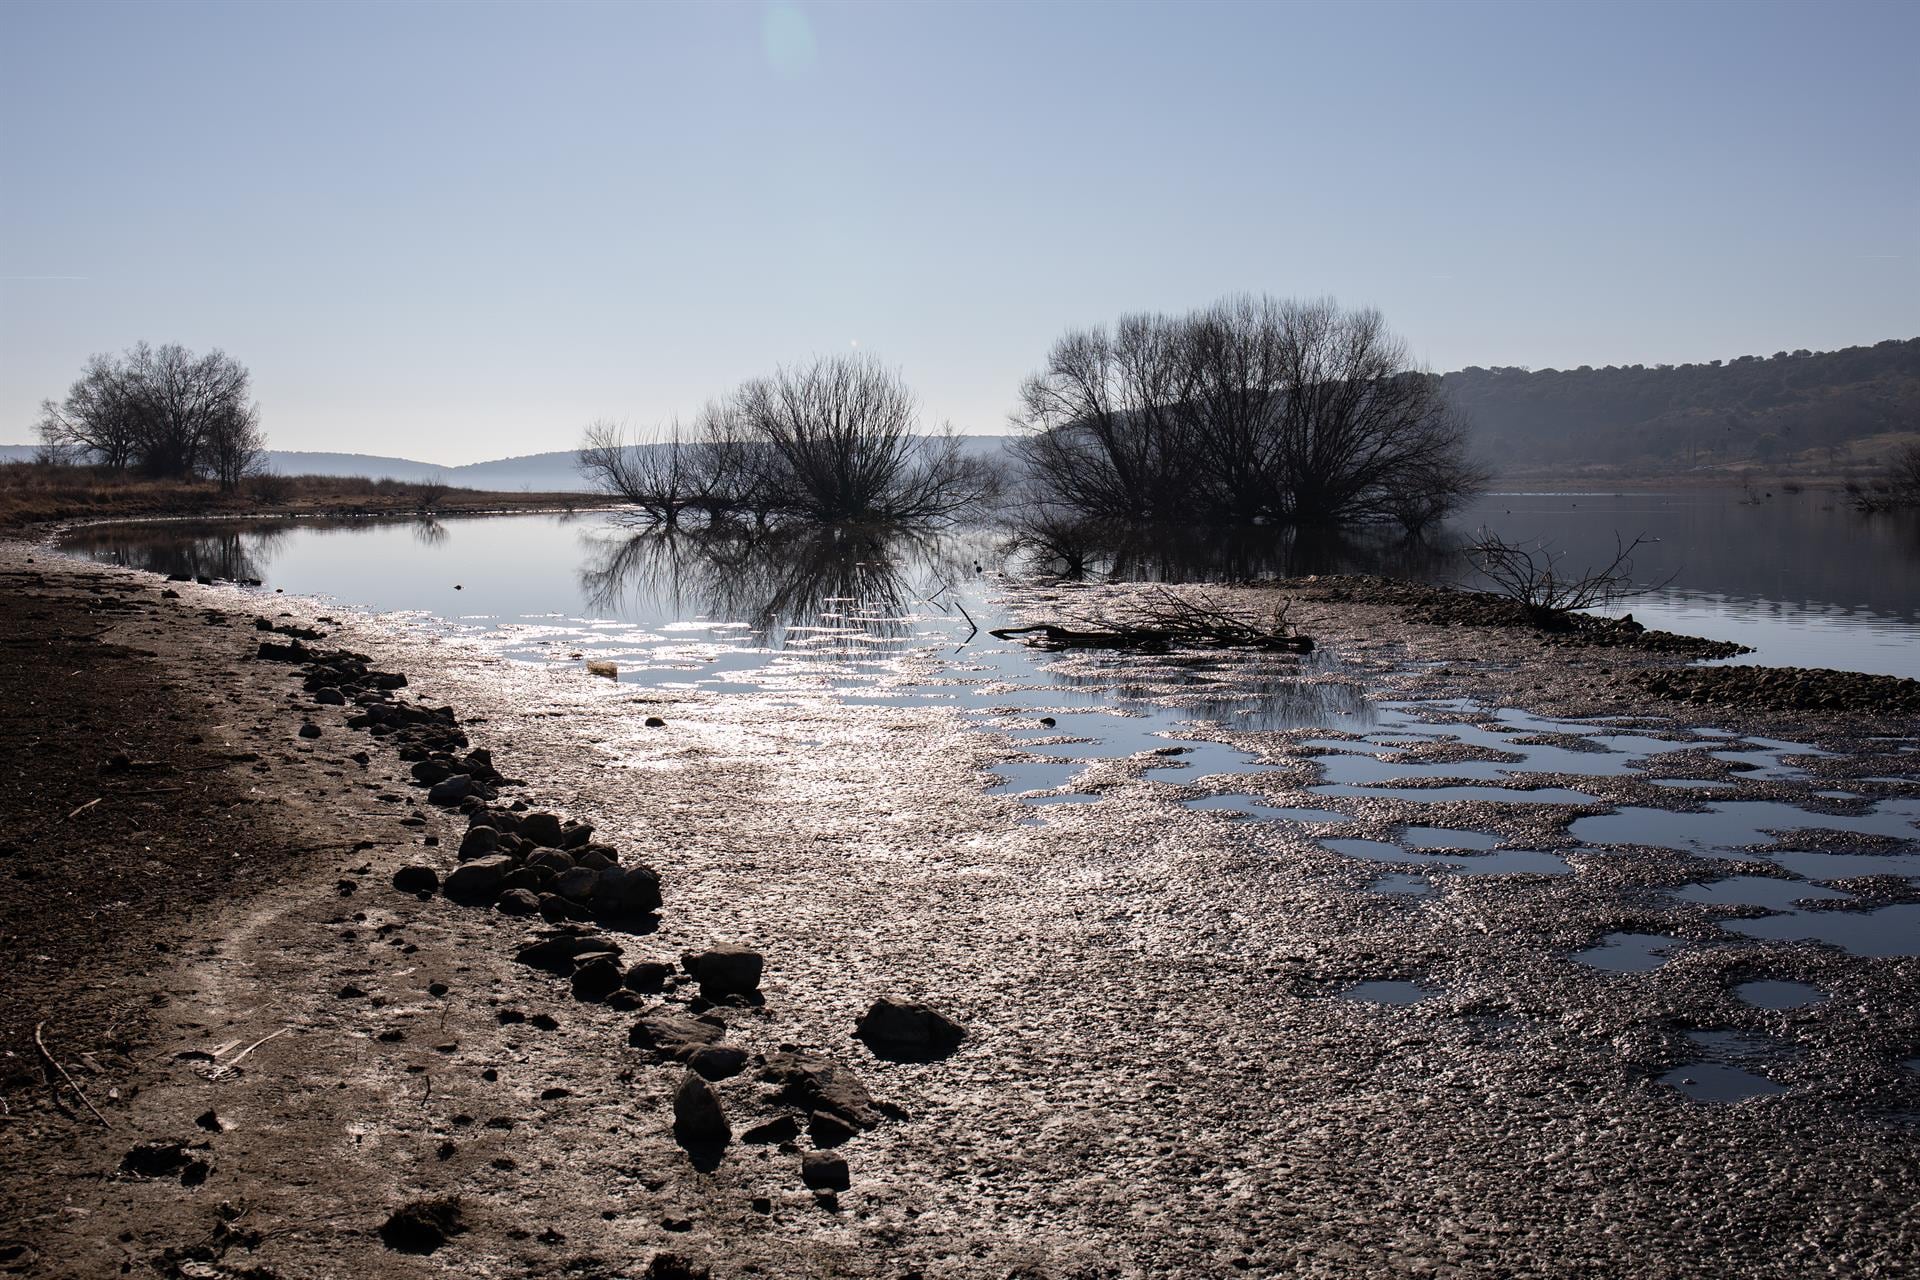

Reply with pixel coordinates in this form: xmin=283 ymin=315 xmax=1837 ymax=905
xmin=4 ymin=0 xmax=1915 ymax=465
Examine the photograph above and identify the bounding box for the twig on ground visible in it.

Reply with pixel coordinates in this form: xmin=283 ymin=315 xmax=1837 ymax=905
xmin=208 ymin=1027 xmax=292 ymax=1080
xmin=33 ymin=1022 xmax=111 ymax=1128
xmin=64 ymin=798 xmax=100 ymax=821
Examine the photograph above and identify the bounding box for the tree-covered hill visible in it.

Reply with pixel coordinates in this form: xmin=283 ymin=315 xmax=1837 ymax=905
xmin=1441 ymin=337 xmax=1920 ymax=471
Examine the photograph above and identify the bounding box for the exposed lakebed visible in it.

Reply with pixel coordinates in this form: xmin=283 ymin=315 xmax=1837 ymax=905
xmin=56 ymin=511 xmax=1920 ymax=1108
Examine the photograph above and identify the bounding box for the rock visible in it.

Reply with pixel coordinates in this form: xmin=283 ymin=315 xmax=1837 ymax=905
xmin=645 ymin=1253 xmax=713 ymax=1280
xmin=458 ymin=825 xmax=500 ymax=858
xmin=759 ymin=1051 xmax=881 ymax=1131
xmin=120 ymin=1138 xmax=194 ymax=1178
xmin=553 ymin=866 xmax=598 ymax=902
xmin=801 ymin=1151 xmax=850 ymax=1191
xmin=629 ymin=1009 xmax=725 ymax=1060
xmin=625 ymin=960 xmax=674 ymax=992
xmin=808 ymin=1110 xmax=859 ymax=1147
xmin=516 ymin=930 xmax=622 ymax=974
xmin=411 ymin=760 xmax=453 ymax=785
xmin=427 ymin=774 xmax=473 ymax=805
xmin=575 ymin=848 xmax=615 ymax=871
xmin=442 ymin=854 xmax=514 ymax=900
xmin=517 ymin=812 xmax=565 ymax=848
xmin=314 ymin=688 xmax=346 ymax=706
xmin=597 ymin=865 xmax=663 ymax=917
xmin=645 ymin=716 xmax=667 ymax=728
xmin=571 ymin=955 xmax=625 ymax=1002
xmin=740 ymin=1115 xmax=801 ymax=1145
xmin=527 ymin=849 xmax=575 ymax=874
xmin=560 ymin=821 xmax=593 ymax=849
xmin=379 ymin=1196 xmax=465 ymax=1254
xmin=392 ymin=864 xmax=440 ymax=894
xmin=672 ymin=1072 xmax=729 ymax=1145
xmin=681 ymin=946 xmax=762 ymax=999
xmin=298 ymin=723 xmax=322 ymax=739
xmin=854 ymin=997 xmax=968 ymax=1061
xmin=688 ymin=1045 xmax=749 ymax=1080
xmin=496 ymin=887 xmax=541 ymax=916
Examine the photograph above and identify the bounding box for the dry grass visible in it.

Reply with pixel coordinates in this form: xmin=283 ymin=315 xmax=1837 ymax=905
xmin=0 ymin=462 xmax=586 ymax=529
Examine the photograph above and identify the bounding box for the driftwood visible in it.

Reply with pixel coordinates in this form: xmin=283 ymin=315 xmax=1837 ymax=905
xmin=991 ymin=588 xmax=1313 ymax=654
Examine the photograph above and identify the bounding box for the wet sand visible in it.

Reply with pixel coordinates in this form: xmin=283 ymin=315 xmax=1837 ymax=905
xmin=3 ymin=542 xmax=1918 ymax=1279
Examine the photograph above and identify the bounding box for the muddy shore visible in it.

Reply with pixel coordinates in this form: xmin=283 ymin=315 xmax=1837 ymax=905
xmin=3 ymin=540 xmax=1918 ymax=1279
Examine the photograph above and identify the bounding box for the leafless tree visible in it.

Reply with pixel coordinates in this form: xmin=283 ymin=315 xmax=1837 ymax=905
xmin=580 ymin=355 xmax=997 ymax=527
xmin=37 ymin=342 xmax=264 ymax=484
xmin=1011 ymin=296 xmax=1481 ymax=531
xmin=1465 ymin=529 xmax=1669 ymax=623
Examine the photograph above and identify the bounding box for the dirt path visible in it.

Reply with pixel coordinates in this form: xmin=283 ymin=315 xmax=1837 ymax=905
xmin=3 ymin=544 xmax=1918 ymax=1279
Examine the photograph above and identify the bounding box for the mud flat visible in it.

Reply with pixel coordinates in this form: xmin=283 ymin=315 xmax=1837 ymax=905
xmin=3 ymin=541 xmax=1919 ymax=1278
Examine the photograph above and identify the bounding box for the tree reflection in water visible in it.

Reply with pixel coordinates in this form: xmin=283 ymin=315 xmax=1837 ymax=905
xmin=577 ymin=524 xmax=980 ymax=657
xmin=59 ymin=520 xmax=297 ymax=583
xmin=1005 ymin=519 xmax=1462 ymax=584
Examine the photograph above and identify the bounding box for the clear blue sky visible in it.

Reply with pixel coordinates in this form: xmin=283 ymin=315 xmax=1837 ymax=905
xmin=2 ymin=0 xmax=1914 ymax=463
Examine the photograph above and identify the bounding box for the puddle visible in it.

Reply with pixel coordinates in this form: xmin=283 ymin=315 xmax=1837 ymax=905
xmin=1321 ymin=839 xmax=1573 ymax=876
xmin=1732 ymin=980 xmax=1824 ymax=1010
xmin=1400 ymin=827 xmax=1499 ymax=850
xmin=1340 ymin=980 xmax=1434 ymax=1005
xmin=1720 ymin=903 xmax=1920 ymax=957
xmin=1368 ymin=874 xmax=1438 ymax=897
xmin=1312 ymin=783 xmax=1600 ymax=805
xmin=1183 ymin=795 xmax=1349 ymax=824
xmin=1657 ymin=1029 xmax=1789 ymax=1102
xmin=1569 ymin=800 xmax=1920 ymax=855
xmin=1671 ymin=877 xmax=1854 ymax=910
xmin=985 ymin=762 xmax=1089 ymax=795
xmin=1574 ymin=932 xmax=1684 ymax=972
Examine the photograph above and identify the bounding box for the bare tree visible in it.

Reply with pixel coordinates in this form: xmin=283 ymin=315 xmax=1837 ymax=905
xmin=1010 ymin=296 xmax=1481 ymax=531
xmin=581 ymin=355 xmax=997 ymax=527
xmin=36 ymin=342 xmax=264 ymax=483
xmin=1465 ymin=529 xmax=1669 ymax=624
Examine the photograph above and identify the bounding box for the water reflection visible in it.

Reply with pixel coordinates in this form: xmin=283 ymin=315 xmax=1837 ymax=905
xmin=59 ymin=521 xmax=295 ymax=582
xmin=577 ymin=525 xmax=979 ymax=656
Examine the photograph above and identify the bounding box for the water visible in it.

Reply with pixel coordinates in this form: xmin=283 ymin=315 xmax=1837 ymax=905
xmin=1732 ymin=980 xmax=1825 ymax=1010
xmin=1658 ymin=1029 xmax=1791 ymax=1102
xmin=1574 ymin=932 xmax=1684 ymax=972
xmin=1340 ymin=980 xmax=1434 ymax=1005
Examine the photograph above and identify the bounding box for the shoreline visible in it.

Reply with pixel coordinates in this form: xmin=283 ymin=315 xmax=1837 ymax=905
xmin=3 ymin=542 xmax=1918 ymax=1277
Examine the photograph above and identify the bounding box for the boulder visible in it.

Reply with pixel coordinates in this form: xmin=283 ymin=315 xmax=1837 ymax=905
xmin=671 ymin=1072 xmax=728 ymax=1145
xmin=571 ymin=955 xmax=625 ymax=1002
xmin=496 ymin=888 xmax=541 ymax=916
xmin=759 ymin=1051 xmax=881 ymax=1131
xmin=517 ymin=812 xmax=565 ymax=848
xmin=597 ymin=865 xmax=662 ymax=917
xmin=687 ymin=1045 xmax=749 ymax=1080
xmin=681 ymin=946 xmax=762 ymax=999
xmin=515 ymin=931 xmax=622 ymax=974
xmin=552 ymin=866 xmax=597 ymax=902
xmin=442 ymin=855 xmax=514 ymax=901
xmin=629 ymin=1009 xmax=725 ymax=1061
xmin=854 ymin=997 xmax=967 ymax=1061
xmin=391 ymin=864 xmax=440 ymax=894
xmin=427 ymin=774 xmax=473 ymax=806
xmin=457 ymin=824 xmax=501 ymax=859
xmin=801 ymin=1151 xmax=850 ymax=1191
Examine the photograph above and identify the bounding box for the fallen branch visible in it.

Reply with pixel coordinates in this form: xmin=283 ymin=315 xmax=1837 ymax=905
xmin=208 ymin=1027 xmax=292 ymax=1080
xmin=65 ymin=798 xmax=101 ymax=821
xmin=33 ymin=1022 xmax=111 ymax=1128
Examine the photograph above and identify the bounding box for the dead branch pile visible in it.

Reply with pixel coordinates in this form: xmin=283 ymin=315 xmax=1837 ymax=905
xmin=992 ymin=588 xmax=1313 ymax=654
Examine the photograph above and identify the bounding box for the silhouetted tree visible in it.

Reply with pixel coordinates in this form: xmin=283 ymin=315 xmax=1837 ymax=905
xmin=37 ymin=342 xmax=265 ymax=486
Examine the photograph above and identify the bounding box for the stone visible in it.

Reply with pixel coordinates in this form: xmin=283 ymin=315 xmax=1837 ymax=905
xmin=624 ymin=960 xmax=674 ymax=992
xmin=597 ymin=865 xmax=663 ymax=917
xmin=688 ymin=1045 xmax=749 ymax=1080
xmin=379 ymin=1196 xmax=465 ymax=1254
xmin=392 ymin=864 xmax=439 ymax=894
xmin=298 ymin=723 xmax=322 ymax=739
xmin=411 ymin=760 xmax=453 ymax=785
xmin=629 ymin=1009 xmax=725 ymax=1060
xmin=517 ymin=812 xmax=565 ymax=847
xmin=552 ymin=866 xmax=597 ymax=902
xmin=808 ymin=1109 xmax=859 ymax=1147
xmin=427 ymin=774 xmax=473 ymax=806
xmin=560 ymin=821 xmax=593 ymax=849
xmin=854 ymin=997 xmax=968 ymax=1061
xmin=571 ymin=955 xmax=625 ymax=1002
xmin=496 ymin=888 xmax=541 ymax=916
xmin=575 ymin=848 xmax=615 ymax=871
xmin=800 ymin=1151 xmax=850 ymax=1191
xmin=671 ymin=1072 xmax=728 ymax=1145
xmin=527 ymin=849 xmax=575 ymax=874
xmin=515 ymin=931 xmax=622 ymax=974
xmin=740 ymin=1115 xmax=801 ymax=1145
xmin=681 ymin=946 xmax=762 ymax=999
xmin=314 ymin=688 xmax=346 ymax=706
xmin=458 ymin=825 xmax=500 ymax=858
xmin=645 ymin=716 xmax=667 ymax=728
xmin=759 ymin=1051 xmax=881 ymax=1131
xmin=442 ymin=854 xmax=514 ymax=901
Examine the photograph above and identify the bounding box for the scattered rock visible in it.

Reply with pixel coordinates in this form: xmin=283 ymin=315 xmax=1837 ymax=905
xmin=298 ymin=723 xmax=322 ymax=739
xmin=427 ymin=774 xmax=473 ymax=806
xmin=458 ymin=825 xmax=500 ymax=858
xmin=672 ymin=1072 xmax=729 ymax=1145
xmin=644 ymin=716 xmax=667 ymax=728
xmin=443 ymin=854 xmax=514 ymax=901
xmin=517 ymin=812 xmax=565 ymax=848
xmin=801 ymin=1151 xmax=850 ymax=1191
xmin=571 ymin=955 xmax=625 ymax=1002
xmin=681 ymin=946 xmax=762 ymax=999
xmin=645 ymin=1253 xmax=713 ymax=1280
xmin=496 ymin=887 xmax=541 ymax=916
xmin=379 ymin=1196 xmax=466 ymax=1254
xmin=392 ymin=864 xmax=439 ymax=894
xmin=760 ymin=1051 xmax=882 ymax=1131
xmin=624 ymin=960 xmax=675 ymax=992
xmin=687 ymin=1045 xmax=749 ymax=1080
xmin=629 ymin=1009 xmax=725 ymax=1061
xmin=597 ymin=864 xmax=663 ymax=917
xmin=855 ymin=997 xmax=968 ymax=1061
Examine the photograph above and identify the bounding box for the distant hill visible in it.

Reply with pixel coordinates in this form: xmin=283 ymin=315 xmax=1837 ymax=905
xmin=0 ymin=438 xmax=1018 ymax=493
xmin=1440 ymin=338 xmax=1920 ymax=471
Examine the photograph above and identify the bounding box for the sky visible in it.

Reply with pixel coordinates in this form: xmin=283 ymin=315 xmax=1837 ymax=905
xmin=2 ymin=0 xmax=1915 ymax=464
